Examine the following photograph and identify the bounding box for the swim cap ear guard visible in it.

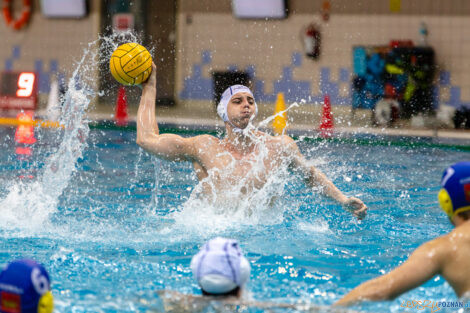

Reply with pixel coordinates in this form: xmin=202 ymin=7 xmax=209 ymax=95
xmin=38 ymin=291 xmax=54 ymax=313
xmin=438 ymin=162 xmax=470 ymax=219
xmin=438 ymin=188 xmax=453 ymax=218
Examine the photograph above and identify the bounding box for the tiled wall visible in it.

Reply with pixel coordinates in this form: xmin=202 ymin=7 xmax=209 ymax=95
xmin=176 ymin=11 xmax=470 ymax=108
xmin=0 ymin=0 xmax=100 ymax=95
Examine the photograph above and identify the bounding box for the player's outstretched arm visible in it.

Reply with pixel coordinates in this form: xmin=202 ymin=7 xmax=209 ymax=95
xmin=283 ymin=135 xmax=367 ymax=219
xmin=334 ymin=239 xmax=444 ymax=306
xmin=136 ymin=63 xmax=195 ymax=161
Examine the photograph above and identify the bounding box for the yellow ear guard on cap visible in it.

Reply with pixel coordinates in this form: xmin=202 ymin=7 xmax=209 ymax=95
xmin=438 ymin=188 xmax=454 ymax=218
xmin=439 ymin=187 xmax=470 ymax=219
xmin=37 ymin=291 xmax=53 ymax=313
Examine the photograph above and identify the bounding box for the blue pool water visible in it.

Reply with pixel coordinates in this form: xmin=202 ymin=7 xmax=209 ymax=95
xmin=0 ymin=123 xmax=469 ymax=312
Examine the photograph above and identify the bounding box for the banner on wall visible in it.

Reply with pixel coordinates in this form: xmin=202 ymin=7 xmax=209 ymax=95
xmin=352 ymin=43 xmax=436 ymax=119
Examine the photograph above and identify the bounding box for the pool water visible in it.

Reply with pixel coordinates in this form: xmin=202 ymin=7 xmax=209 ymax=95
xmin=0 ymin=123 xmax=469 ymax=312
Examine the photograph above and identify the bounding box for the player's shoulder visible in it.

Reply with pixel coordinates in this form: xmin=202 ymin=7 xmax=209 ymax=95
xmin=420 ymin=227 xmax=470 ymax=265
xmin=415 ymin=233 xmax=453 ymax=260
xmin=446 ymin=223 xmax=470 ymax=244
xmin=190 ymin=134 xmax=220 ymax=147
xmin=276 ymin=134 xmax=298 ymax=150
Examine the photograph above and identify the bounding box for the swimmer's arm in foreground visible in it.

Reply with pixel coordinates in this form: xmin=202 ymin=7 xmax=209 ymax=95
xmin=136 ymin=63 xmax=201 ymax=162
xmin=282 ymin=136 xmax=367 ymax=219
xmin=334 ymin=238 xmax=444 ymax=306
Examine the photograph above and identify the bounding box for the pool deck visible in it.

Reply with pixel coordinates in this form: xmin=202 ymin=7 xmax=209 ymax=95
xmin=0 ymin=96 xmax=460 ymax=146
xmin=82 ymin=110 xmax=470 ymax=142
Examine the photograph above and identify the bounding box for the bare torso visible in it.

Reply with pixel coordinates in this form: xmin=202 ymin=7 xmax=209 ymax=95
xmin=190 ymin=132 xmax=293 ymax=197
xmin=440 ymin=222 xmax=470 ymax=297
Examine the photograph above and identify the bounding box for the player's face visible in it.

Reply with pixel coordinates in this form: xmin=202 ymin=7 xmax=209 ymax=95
xmin=226 ymin=92 xmax=255 ymax=129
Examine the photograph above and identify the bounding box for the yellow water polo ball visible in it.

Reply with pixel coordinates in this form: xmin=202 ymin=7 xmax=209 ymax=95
xmin=109 ymin=43 xmax=152 ymax=85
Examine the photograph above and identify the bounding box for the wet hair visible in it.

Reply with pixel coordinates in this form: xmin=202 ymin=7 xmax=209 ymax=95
xmin=457 ymin=211 xmax=470 ymax=221
xmin=202 ymin=286 xmax=240 ymax=297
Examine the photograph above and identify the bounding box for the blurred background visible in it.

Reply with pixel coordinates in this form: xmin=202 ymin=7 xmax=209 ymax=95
xmin=1 ymin=0 xmax=470 ymax=132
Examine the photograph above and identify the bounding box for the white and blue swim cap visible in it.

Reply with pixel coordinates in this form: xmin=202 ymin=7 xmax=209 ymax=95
xmin=0 ymin=259 xmax=54 ymax=313
xmin=217 ymin=85 xmax=258 ymax=131
xmin=190 ymin=237 xmax=251 ymax=295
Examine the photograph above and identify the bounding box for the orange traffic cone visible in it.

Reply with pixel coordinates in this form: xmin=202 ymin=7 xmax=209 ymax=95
xmin=115 ymin=86 xmax=128 ymax=126
xmin=15 ymin=111 xmax=36 ymax=145
xmin=273 ymin=92 xmax=287 ymax=135
xmin=319 ymin=95 xmax=333 ymax=138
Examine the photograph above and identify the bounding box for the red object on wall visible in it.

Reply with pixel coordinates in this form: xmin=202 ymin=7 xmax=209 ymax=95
xmin=115 ymin=86 xmax=128 ymax=126
xmin=319 ymin=95 xmax=333 ymax=138
xmin=384 ymin=83 xmax=396 ymax=98
xmin=389 ymin=40 xmax=414 ymax=48
xmin=304 ymin=24 xmax=321 ymax=59
xmin=321 ymin=0 xmax=331 ymax=22
xmin=2 ymin=0 xmax=31 ymax=30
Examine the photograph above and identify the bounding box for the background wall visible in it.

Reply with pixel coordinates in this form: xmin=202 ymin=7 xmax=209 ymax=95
xmin=0 ymin=0 xmax=101 ymax=102
xmin=176 ymin=0 xmax=470 ymax=115
xmin=1 ymin=0 xmax=470 ymax=124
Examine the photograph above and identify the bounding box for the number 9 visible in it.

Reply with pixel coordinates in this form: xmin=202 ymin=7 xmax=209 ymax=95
xmin=16 ymin=72 xmax=35 ymax=97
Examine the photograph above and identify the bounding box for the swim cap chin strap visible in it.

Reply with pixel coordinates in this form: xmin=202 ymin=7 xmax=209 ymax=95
xmin=217 ymin=85 xmax=258 ymax=133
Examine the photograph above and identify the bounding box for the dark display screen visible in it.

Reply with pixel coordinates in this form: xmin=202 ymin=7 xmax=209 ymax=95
xmin=0 ymin=72 xmax=21 ymax=97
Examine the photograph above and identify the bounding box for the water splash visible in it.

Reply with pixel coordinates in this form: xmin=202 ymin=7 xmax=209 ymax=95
xmin=0 ymin=31 xmax=144 ymax=231
xmin=168 ymin=101 xmax=324 ymax=235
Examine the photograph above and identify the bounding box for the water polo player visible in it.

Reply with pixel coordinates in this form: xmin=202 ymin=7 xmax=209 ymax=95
xmin=157 ymin=238 xmax=301 ymax=311
xmin=136 ymin=62 xmax=367 ymax=219
xmin=190 ymin=237 xmax=250 ymax=297
xmin=0 ymin=259 xmax=53 ymax=313
xmin=335 ymin=161 xmax=470 ymax=305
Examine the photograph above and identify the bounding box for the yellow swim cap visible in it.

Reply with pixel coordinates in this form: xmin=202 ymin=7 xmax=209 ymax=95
xmin=38 ymin=291 xmax=54 ymax=313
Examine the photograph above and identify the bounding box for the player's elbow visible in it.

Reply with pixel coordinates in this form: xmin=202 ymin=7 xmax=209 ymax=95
xmin=136 ymin=136 xmax=145 ymax=148
xmin=136 ymin=135 xmax=152 ymax=150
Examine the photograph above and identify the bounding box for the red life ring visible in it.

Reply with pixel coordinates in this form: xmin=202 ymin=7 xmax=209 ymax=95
xmin=2 ymin=0 xmax=31 ymax=30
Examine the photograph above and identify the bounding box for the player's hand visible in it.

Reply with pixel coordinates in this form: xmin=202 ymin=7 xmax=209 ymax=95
xmin=343 ymin=197 xmax=367 ymax=220
xmin=140 ymin=62 xmax=156 ymax=90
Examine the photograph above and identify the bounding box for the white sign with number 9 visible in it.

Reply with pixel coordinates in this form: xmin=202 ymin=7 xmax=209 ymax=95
xmin=31 ymin=268 xmax=50 ymax=295
xmin=16 ymin=72 xmax=35 ymax=98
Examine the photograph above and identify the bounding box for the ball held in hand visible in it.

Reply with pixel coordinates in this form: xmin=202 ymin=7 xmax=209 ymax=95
xmin=109 ymin=43 xmax=152 ymax=85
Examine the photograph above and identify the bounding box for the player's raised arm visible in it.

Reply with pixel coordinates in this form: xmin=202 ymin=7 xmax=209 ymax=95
xmin=283 ymin=135 xmax=367 ymax=219
xmin=136 ymin=63 xmax=196 ymax=161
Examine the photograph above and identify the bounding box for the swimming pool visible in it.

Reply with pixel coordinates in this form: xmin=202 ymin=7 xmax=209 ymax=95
xmin=0 ymin=121 xmax=469 ymax=312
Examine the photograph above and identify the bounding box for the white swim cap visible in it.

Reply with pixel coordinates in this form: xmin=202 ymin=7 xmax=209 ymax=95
xmin=190 ymin=237 xmax=251 ymax=295
xmin=217 ymin=85 xmax=258 ymax=132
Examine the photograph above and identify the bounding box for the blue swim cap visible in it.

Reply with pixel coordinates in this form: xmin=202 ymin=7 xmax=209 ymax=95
xmin=0 ymin=259 xmax=53 ymax=313
xmin=438 ymin=162 xmax=470 ymax=218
